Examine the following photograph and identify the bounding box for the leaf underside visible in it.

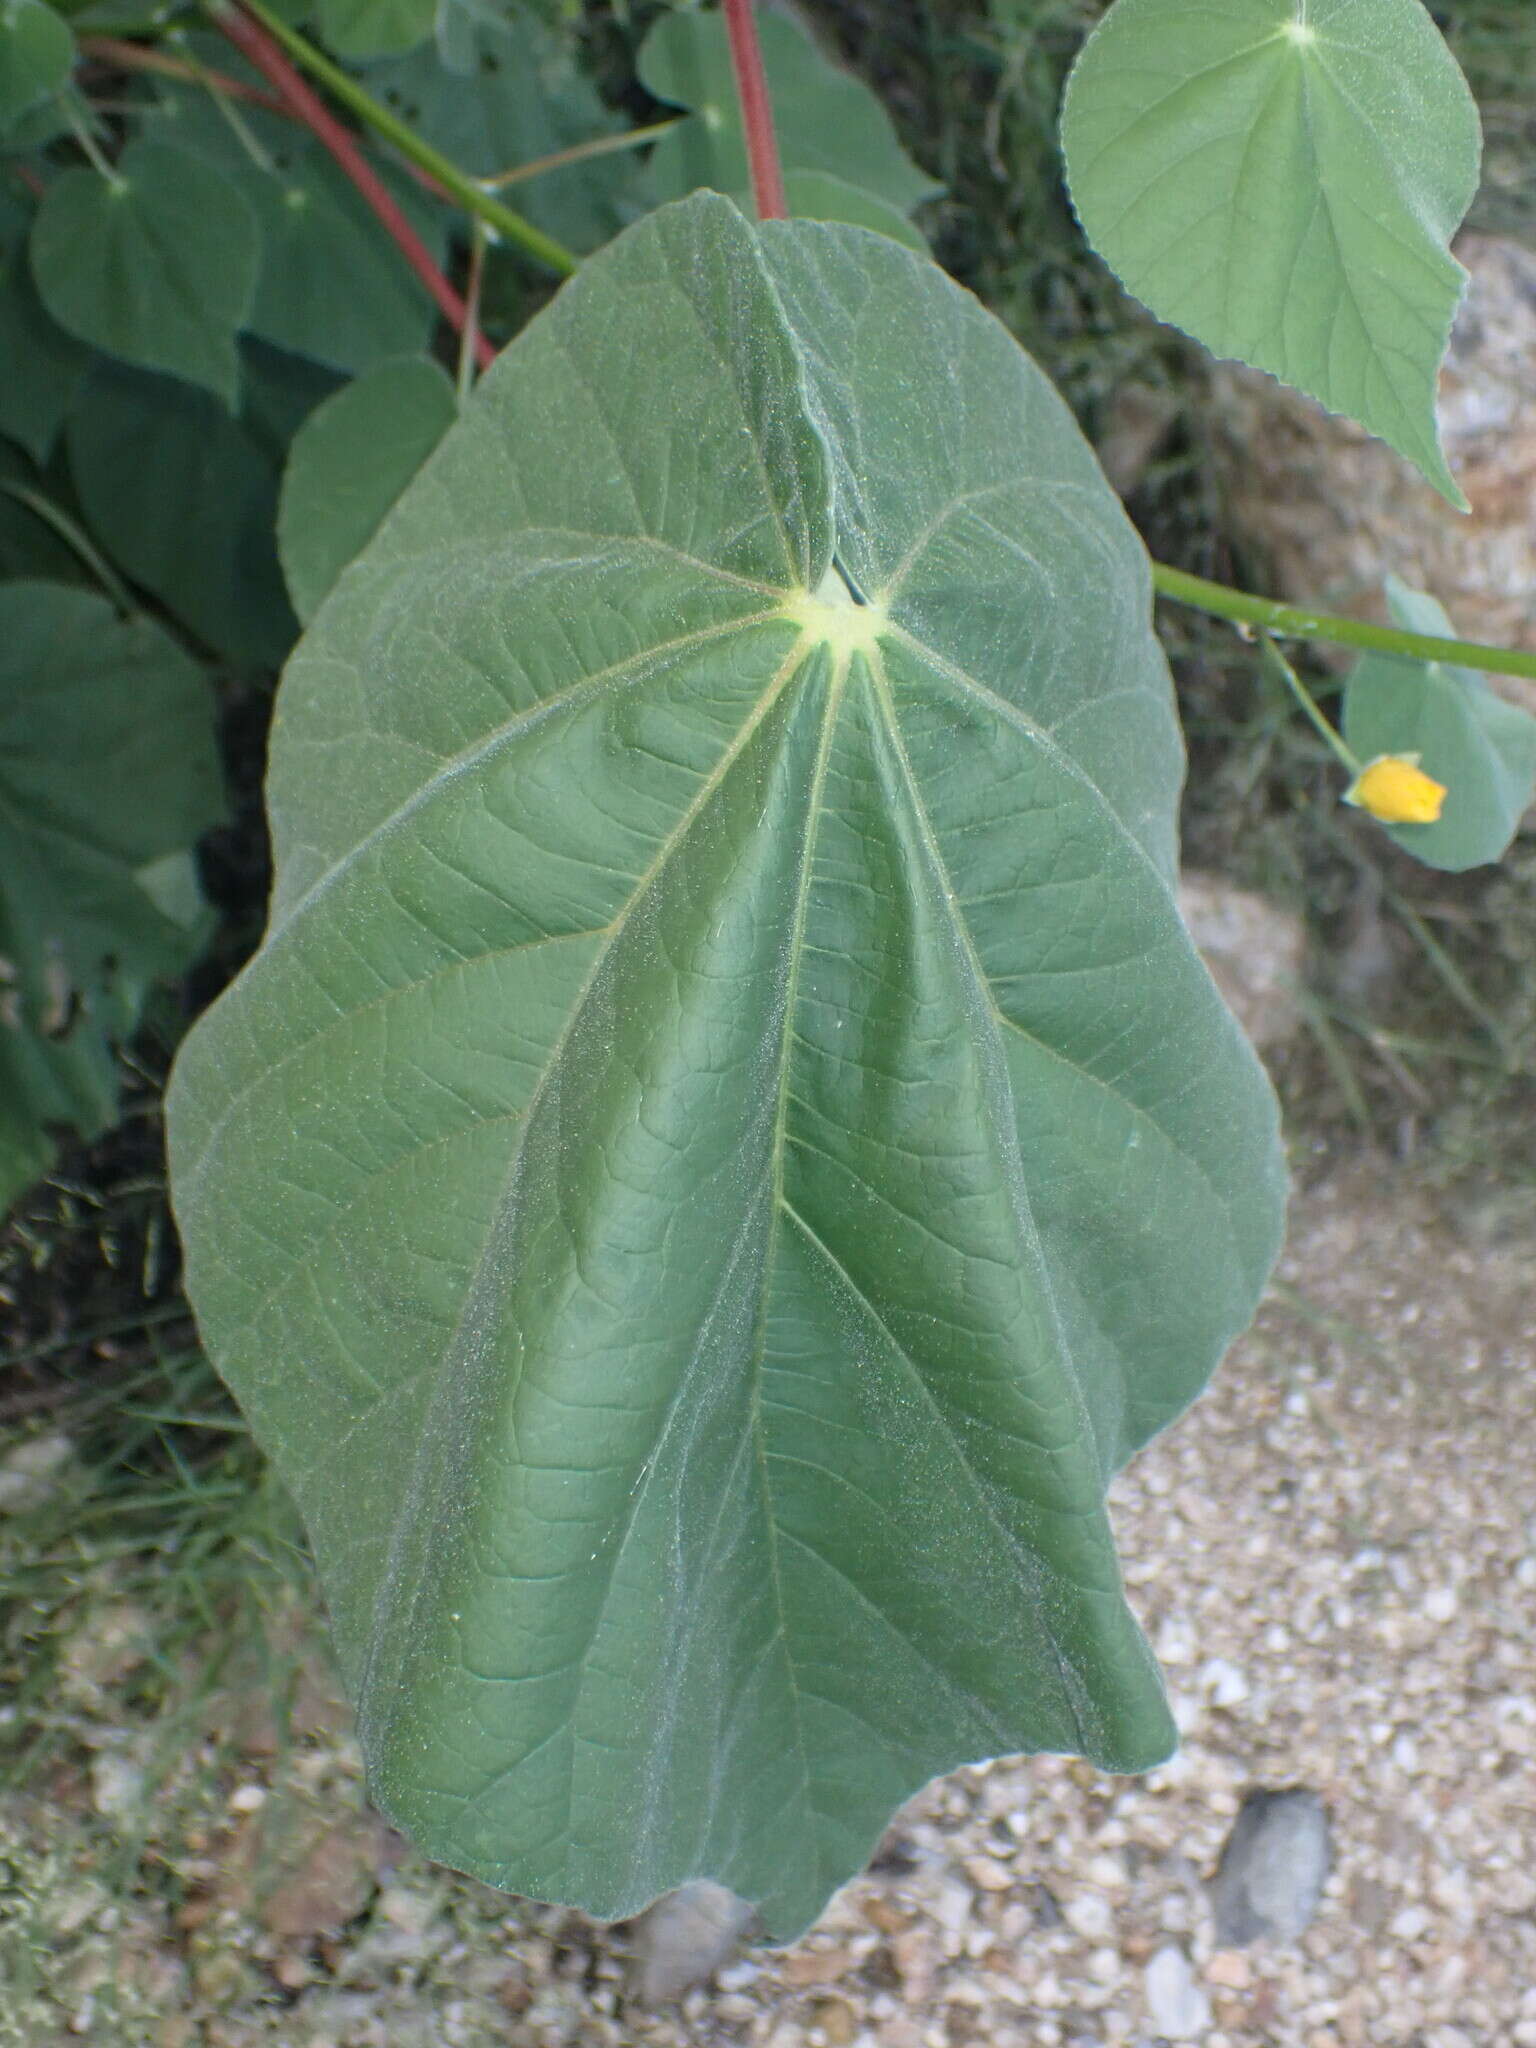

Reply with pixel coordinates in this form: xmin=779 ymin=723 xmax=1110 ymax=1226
xmin=1061 ymin=0 xmax=1482 ymax=506
xmin=168 ymin=195 xmax=1284 ymax=1938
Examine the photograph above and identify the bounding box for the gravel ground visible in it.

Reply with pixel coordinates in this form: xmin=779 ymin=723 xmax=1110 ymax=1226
xmin=5 ymin=1151 xmax=1532 ymax=2048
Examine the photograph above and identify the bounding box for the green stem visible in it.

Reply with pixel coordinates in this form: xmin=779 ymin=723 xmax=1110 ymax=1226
xmin=0 ymin=482 xmax=135 ymax=613
xmin=63 ymin=96 xmax=123 ymax=185
xmin=481 ymin=117 xmax=682 ymax=191
xmin=172 ymin=30 xmax=276 ymax=172
xmin=218 ymin=0 xmax=578 ymax=275
xmin=1152 ymin=563 xmax=1536 ymax=684
xmin=1258 ymin=634 xmax=1360 ymax=774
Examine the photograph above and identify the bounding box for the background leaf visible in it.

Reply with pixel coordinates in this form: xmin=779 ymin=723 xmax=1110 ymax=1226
xmin=318 ymin=0 xmax=435 ymax=59
xmin=67 ymin=361 xmax=297 ymax=668
xmin=277 ymin=354 xmax=456 ymax=622
xmin=0 ymin=0 xmax=73 ymax=131
xmin=30 ymin=139 xmax=261 ymax=406
xmin=639 ymin=6 xmax=940 ymax=221
xmin=0 ymin=580 xmax=223 ymax=1216
xmin=1343 ymin=576 xmax=1536 ymax=871
xmin=1061 ymin=0 xmax=1482 ymax=505
xmin=359 ymin=0 xmax=642 ymax=252
xmin=778 ymin=168 xmax=927 ymax=252
xmin=150 ymin=67 xmax=449 ymax=374
xmin=167 ymin=195 xmax=1284 ymax=1939
xmin=0 ymin=192 xmax=91 ymax=461
xmin=0 ymin=437 xmax=85 ymax=582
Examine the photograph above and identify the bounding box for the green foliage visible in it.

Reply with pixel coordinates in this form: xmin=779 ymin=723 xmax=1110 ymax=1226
xmin=0 ymin=581 xmax=224 ymax=1213
xmin=30 ymin=140 xmax=262 ymax=407
xmin=1 ymin=192 xmax=89 ymax=463
xmin=167 ymin=194 xmax=1285 ymax=1937
xmin=151 ymin=67 xmax=447 ymax=374
xmin=359 ymin=0 xmax=642 ymax=251
xmin=1061 ymin=0 xmax=1483 ymax=504
xmin=1343 ymin=579 xmax=1536 ymax=872
xmin=319 ymin=0 xmax=436 ymax=60
xmin=277 ymin=353 xmax=456 ymax=620
xmin=639 ymin=6 xmax=940 ymax=225
xmin=0 ymin=0 xmax=73 ymax=132
xmin=66 ymin=362 xmax=296 ymax=668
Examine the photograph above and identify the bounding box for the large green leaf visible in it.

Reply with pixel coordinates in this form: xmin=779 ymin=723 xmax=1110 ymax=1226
xmin=1060 ymin=0 xmax=1482 ymax=505
xmin=167 ymin=195 xmax=1284 ymax=1937
xmin=30 ymin=140 xmax=261 ymax=406
xmin=67 ymin=361 xmax=297 ymax=669
xmin=0 ymin=580 xmax=224 ymax=1216
xmin=1343 ymin=577 xmax=1536 ymax=872
xmin=0 ymin=0 xmax=73 ymax=131
xmin=640 ymin=6 xmax=940 ymax=222
xmin=277 ymin=354 xmax=457 ymax=623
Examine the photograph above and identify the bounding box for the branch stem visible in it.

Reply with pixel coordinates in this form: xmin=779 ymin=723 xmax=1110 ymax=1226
xmin=213 ymin=2 xmax=494 ymax=369
xmin=216 ymin=0 xmax=578 ymax=276
xmin=722 ymin=0 xmax=787 ymax=220
xmin=1151 ymin=563 xmax=1536 ymax=684
xmin=1258 ymin=634 xmax=1360 ymax=774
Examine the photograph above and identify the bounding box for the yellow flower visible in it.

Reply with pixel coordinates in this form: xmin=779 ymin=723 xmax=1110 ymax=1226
xmin=1345 ymin=753 xmax=1447 ymax=826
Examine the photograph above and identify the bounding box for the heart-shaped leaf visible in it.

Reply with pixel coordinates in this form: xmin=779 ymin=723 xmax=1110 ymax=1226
xmin=639 ymin=6 xmax=940 ymax=221
xmin=1343 ymin=577 xmax=1536 ymax=871
xmin=277 ymin=354 xmax=457 ymax=622
xmin=168 ymin=196 xmax=1284 ymax=1938
xmin=1 ymin=580 xmax=223 ymax=1216
xmin=1061 ymin=0 xmax=1482 ymax=506
xmin=30 ymin=139 xmax=260 ymax=406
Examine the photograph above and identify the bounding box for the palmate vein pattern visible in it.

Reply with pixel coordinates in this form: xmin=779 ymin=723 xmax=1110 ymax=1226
xmin=1060 ymin=0 xmax=1482 ymax=504
xmin=168 ymin=194 xmax=1285 ymax=1937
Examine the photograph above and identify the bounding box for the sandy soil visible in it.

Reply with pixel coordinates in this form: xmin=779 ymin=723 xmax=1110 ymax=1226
xmin=4 ymin=1147 xmax=1533 ymax=2048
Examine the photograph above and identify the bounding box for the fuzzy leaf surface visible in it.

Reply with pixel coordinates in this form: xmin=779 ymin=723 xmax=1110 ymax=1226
xmin=168 ymin=196 xmax=1284 ymax=1937
xmin=1061 ymin=0 xmax=1481 ymax=504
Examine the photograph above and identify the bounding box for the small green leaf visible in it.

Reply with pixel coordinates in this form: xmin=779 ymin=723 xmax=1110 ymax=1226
xmin=67 ymin=361 xmax=296 ymax=668
xmin=0 ymin=579 xmax=223 ymax=1217
xmin=0 ymin=0 xmax=73 ymax=131
xmin=360 ymin=0 xmax=640 ymax=252
xmin=639 ymin=7 xmax=940 ymax=220
xmin=0 ymin=196 xmax=90 ymax=460
xmin=1061 ymin=0 xmax=1482 ymax=505
xmin=30 ymin=140 xmax=261 ymax=406
xmin=1342 ymin=576 xmax=1536 ymax=871
xmin=168 ymin=194 xmax=1284 ymax=1939
xmin=319 ymin=0 xmax=435 ymax=57
xmin=779 ymin=170 xmax=927 ymax=253
xmin=278 ymin=355 xmax=456 ymax=622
